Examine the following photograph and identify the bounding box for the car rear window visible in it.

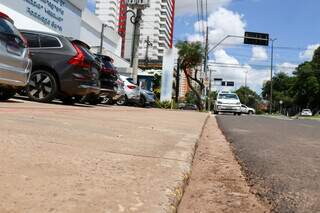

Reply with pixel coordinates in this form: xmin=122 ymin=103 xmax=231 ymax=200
xmin=0 ymin=18 xmax=21 ymax=37
xmin=40 ymin=35 xmax=61 ymax=48
xmin=22 ymin=33 xmax=40 ymax=48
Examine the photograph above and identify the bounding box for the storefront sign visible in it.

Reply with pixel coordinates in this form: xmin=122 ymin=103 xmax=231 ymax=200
xmin=24 ymin=0 xmax=65 ymax=32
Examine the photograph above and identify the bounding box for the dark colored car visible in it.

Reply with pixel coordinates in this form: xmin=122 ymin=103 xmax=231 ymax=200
xmin=85 ymin=54 xmax=125 ymax=105
xmin=0 ymin=12 xmax=31 ymax=100
xmin=19 ymin=30 xmax=100 ymax=103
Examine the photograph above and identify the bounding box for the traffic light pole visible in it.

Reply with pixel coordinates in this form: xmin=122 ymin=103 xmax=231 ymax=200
xmin=99 ymin=24 xmax=107 ymax=54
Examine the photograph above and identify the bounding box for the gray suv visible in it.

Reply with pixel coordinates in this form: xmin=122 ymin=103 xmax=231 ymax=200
xmin=0 ymin=12 xmax=31 ymax=100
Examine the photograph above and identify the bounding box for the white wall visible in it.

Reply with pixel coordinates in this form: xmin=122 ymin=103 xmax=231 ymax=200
xmin=0 ymin=0 xmax=85 ymax=38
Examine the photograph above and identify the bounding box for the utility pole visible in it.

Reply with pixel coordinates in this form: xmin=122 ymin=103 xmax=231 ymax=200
xmin=175 ymin=58 xmax=181 ymax=103
xmin=131 ymin=8 xmax=142 ymax=84
xmin=125 ymin=0 xmax=150 ymax=84
xmin=269 ymin=39 xmax=276 ymax=114
xmin=99 ymin=24 xmax=107 ymax=54
xmin=208 ymin=68 xmax=213 ymax=111
xmin=204 ymin=26 xmax=209 ymax=109
xmin=144 ymin=36 xmax=153 ymax=68
xmin=244 ymin=70 xmax=248 ymax=88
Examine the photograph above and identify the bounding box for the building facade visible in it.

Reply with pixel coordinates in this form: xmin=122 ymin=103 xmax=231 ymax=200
xmin=95 ymin=0 xmax=120 ymax=31
xmin=124 ymin=0 xmax=175 ymax=64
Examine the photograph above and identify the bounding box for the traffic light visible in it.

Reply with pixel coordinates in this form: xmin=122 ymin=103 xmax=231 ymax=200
xmin=244 ymin=32 xmax=269 ymax=46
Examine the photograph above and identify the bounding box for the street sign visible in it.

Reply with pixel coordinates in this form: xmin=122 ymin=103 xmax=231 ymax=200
xmin=244 ymin=32 xmax=269 ymax=46
xmin=226 ymin=81 xmax=235 ymax=87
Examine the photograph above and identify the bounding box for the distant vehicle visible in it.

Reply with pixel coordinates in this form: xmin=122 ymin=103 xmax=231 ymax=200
xmin=117 ymin=75 xmax=140 ymax=105
xmin=179 ymin=103 xmax=198 ymax=111
xmin=241 ymin=104 xmax=256 ymax=114
xmin=140 ymin=89 xmax=155 ymax=107
xmin=301 ymin=109 xmax=312 ymax=116
xmin=213 ymin=91 xmax=242 ymax=115
xmin=0 ymin=12 xmax=31 ymax=100
xmin=20 ymin=30 xmax=100 ymax=103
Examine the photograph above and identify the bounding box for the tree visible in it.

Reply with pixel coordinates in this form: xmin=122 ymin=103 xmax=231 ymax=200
xmin=262 ymin=72 xmax=296 ymax=112
xmin=176 ymin=41 xmax=205 ymax=110
xmin=235 ymin=86 xmax=261 ymax=108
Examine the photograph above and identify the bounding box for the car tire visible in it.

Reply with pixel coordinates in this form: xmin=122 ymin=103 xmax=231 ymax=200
xmin=140 ymin=96 xmax=146 ymax=108
xmin=0 ymin=88 xmax=16 ymax=101
xmin=248 ymin=111 xmax=253 ymax=115
xmin=117 ymin=95 xmax=127 ymax=106
xmin=27 ymin=70 xmax=58 ymax=103
xmin=213 ymin=110 xmax=218 ymax=114
xmin=238 ymin=112 xmax=242 ymax=116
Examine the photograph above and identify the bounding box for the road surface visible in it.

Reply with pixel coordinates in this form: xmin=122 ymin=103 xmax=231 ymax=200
xmin=216 ymin=115 xmax=320 ymax=213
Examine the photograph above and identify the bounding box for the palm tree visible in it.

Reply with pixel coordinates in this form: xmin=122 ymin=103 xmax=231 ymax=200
xmin=176 ymin=41 xmax=205 ymax=110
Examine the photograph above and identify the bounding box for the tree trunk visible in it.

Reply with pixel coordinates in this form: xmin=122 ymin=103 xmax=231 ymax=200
xmin=183 ymin=69 xmax=203 ymax=111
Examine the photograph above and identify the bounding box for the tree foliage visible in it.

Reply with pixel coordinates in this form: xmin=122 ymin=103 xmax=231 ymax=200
xmin=235 ymin=86 xmax=261 ymax=108
xmin=262 ymin=46 xmax=320 ymax=114
xmin=176 ymin=41 xmax=205 ymax=110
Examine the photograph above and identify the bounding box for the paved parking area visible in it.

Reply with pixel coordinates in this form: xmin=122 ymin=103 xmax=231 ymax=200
xmin=0 ymin=100 xmax=208 ymax=213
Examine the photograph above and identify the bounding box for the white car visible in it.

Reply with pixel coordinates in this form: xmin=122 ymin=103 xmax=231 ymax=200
xmin=213 ymin=92 xmax=242 ymax=115
xmin=301 ymin=109 xmax=312 ymax=116
xmin=241 ymin=104 xmax=256 ymax=115
xmin=117 ymin=75 xmax=140 ymax=105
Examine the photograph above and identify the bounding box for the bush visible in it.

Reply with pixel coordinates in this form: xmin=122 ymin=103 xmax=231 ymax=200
xmin=155 ymin=100 xmax=178 ymax=109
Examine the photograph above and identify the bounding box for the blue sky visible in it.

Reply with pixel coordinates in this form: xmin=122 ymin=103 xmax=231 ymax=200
xmin=87 ymin=0 xmax=320 ymax=92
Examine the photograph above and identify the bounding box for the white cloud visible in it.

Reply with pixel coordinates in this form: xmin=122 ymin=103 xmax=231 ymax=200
xmin=188 ymin=8 xmax=246 ymax=48
xmin=175 ymin=0 xmax=232 ymax=16
xmin=251 ymin=46 xmax=268 ymax=61
xmin=210 ymin=49 xmax=269 ymax=93
xmin=276 ymin=62 xmax=297 ymax=75
xmin=299 ymin=44 xmax=320 ymax=60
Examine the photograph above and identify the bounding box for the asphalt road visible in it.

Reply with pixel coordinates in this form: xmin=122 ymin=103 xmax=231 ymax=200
xmin=216 ymin=115 xmax=320 ymax=213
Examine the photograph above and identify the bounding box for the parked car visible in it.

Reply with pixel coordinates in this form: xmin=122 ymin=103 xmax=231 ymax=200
xmin=241 ymin=104 xmax=256 ymax=114
xmin=179 ymin=103 xmax=198 ymax=111
xmin=19 ymin=30 xmax=100 ymax=103
xmin=94 ymin=54 xmax=125 ymax=105
xmin=140 ymin=89 xmax=156 ymax=107
xmin=0 ymin=12 xmax=31 ymax=100
xmin=301 ymin=109 xmax=312 ymax=116
xmin=213 ymin=91 xmax=242 ymax=115
xmin=117 ymin=75 xmax=140 ymax=105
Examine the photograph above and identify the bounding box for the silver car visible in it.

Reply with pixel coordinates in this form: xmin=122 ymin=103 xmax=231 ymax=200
xmin=0 ymin=12 xmax=31 ymax=100
xmin=117 ymin=75 xmax=140 ymax=105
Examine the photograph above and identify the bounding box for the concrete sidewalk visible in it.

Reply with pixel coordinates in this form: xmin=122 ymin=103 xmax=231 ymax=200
xmin=0 ymin=100 xmax=207 ymax=213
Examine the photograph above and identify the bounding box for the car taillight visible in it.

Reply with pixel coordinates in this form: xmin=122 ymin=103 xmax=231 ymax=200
xmin=0 ymin=12 xmax=14 ymax=24
xmin=68 ymin=43 xmax=90 ymax=69
xmin=127 ymin=85 xmax=137 ymax=89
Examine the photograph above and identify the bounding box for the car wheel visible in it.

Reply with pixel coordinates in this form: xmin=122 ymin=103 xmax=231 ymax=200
xmin=238 ymin=112 xmax=242 ymax=116
xmin=248 ymin=111 xmax=253 ymax=115
xmin=117 ymin=96 xmax=127 ymax=106
xmin=213 ymin=110 xmax=218 ymax=114
xmin=0 ymin=88 xmax=16 ymax=101
xmin=140 ymin=96 xmax=146 ymax=107
xmin=27 ymin=70 xmax=58 ymax=103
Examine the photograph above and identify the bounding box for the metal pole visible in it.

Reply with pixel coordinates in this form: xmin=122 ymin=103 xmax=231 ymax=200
xmin=175 ymin=58 xmax=180 ymax=103
xmin=131 ymin=8 xmax=142 ymax=84
xmin=269 ymin=39 xmax=275 ymax=114
xmin=208 ymin=68 xmax=212 ymax=112
xmin=99 ymin=24 xmax=106 ymax=54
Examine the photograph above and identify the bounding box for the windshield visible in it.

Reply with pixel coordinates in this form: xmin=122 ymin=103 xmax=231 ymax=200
xmin=218 ymin=94 xmax=239 ymax=100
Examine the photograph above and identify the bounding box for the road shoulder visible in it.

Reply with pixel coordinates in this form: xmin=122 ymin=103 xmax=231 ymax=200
xmin=178 ymin=116 xmax=269 ymax=213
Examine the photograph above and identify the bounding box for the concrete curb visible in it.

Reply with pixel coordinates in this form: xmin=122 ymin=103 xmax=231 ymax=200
xmin=168 ymin=114 xmax=211 ymax=213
